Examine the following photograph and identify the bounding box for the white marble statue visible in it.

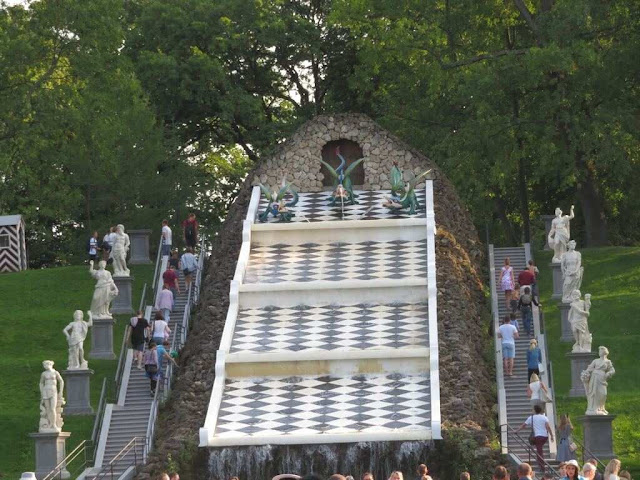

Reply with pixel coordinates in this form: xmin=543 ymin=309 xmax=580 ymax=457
xmin=581 ymin=346 xmax=615 ymax=415
xmin=39 ymin=360 xmax=65 ymax=432
xmin=63 ymin=310 xmax=93 ymax=370
xmin=89 ymin=260 xmax=118 ymax=319
xmin=548 ymin=205 xmax=575 ymax=263
xmin=111 ymin=224 xmax=130 ymax=277
xmin=568 ymin=289 xmax=593 ymax=353
xmin=561 ymin=240 xmax=583 ymax=302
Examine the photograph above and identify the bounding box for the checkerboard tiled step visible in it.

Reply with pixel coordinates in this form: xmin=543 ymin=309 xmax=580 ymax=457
xmin=214 ymin=373 xmax=431 ymax=442
xmin=244 ymin=240 xmax=428 ymax=284
xmin=256 ymin=189 xmax=426 ymax=223
xmin=230 ymin=303 xmax=429 ymax=354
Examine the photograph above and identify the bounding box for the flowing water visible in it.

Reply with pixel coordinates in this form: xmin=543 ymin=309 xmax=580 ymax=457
xmin=207 ymin=441 xmax=433 ymax=479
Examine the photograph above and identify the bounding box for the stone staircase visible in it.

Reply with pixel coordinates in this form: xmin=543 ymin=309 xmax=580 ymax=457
xmin=86 ymin=269 xmax=192 ymax=479
xmin=492 ymin=246 xmax=559 ymax=476
xmin=200 ymin=185 xmax=441 ymax=447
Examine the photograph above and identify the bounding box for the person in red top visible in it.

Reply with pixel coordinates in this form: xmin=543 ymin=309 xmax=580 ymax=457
xmin=518 ymin=267 xmax=536 ymax=287
xmin=182 ymin=213 xmax=199 ymax=249
xmin=162 ymin=264 xmax=181 ymax=304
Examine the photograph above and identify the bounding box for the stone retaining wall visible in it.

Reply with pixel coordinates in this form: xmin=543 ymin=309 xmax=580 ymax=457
xmin=252 ymin=113 xmax=435 ymax=192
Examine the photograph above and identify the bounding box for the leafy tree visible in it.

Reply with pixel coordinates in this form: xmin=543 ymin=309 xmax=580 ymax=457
xmin=0 ymin=0 xmax=177 ymax=265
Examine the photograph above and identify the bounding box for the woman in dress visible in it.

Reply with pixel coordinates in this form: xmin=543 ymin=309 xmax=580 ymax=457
xmin=556 ymin=414 xmax=576 ymax=462
xmin=388 ymin=473 xmax=404 ymax=480
xmin=501 ymin=257 xmax=515 ymax=310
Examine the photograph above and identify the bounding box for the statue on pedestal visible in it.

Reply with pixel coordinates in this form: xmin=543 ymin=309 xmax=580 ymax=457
xmin=89 ymin=260 xmax=118 ymax=319
xmin=568 ymin=289 xmax=593 ymax=353
xmin=39 ymin=360 xmax=64 ymax=432
xmin=63 ymin=310 xmax=93 ymax=370
xmin=562 ymin=240 xmax=584 ymax=302
xmin=111 ymin=224 xmax=130 ymax=277
xmin=581 ymin=346 xmax=615 ymax=415
xmin=548 ymin=205 xmax=575 ymax=263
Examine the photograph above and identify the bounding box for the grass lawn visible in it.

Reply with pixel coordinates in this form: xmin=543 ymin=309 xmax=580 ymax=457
xmin=0 ymin=263 xmax=154 ymax=478
xmin=536 ymin=247 xmax=640 ymax=477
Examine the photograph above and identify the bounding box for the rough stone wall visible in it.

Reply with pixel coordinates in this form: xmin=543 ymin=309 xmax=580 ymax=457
xmin=253 ymin=113 xmax=437 ymax=191
xmin=141 ymin=114 xmax=495 ymax=478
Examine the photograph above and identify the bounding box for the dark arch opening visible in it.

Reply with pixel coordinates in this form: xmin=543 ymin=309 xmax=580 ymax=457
xmin=320 ymin=139 xmax=365 ymax=187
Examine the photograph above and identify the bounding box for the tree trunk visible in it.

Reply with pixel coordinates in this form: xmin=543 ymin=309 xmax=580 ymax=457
xmin=512 ymin=96 xmax=531 ymax=243
xmin=85 ymin=184 xmax=91 ymax=233
xmin=493 ymin=189 xmax=519 ymax=245
xmin=575 ymin=150 xmax=608 ymax=246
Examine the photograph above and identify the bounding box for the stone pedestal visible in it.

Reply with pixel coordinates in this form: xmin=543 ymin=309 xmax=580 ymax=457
xmin=90 ymin=317 xmax=115 ymax=360
xmin=128 ymin=229 xmax=153 ymax=264
xmin=541 ymin=215 xmax=556 ymax=250
xmin=29 ymin=431 xmax=71 ymax=479
xmin=62 ymin=369 xmax=94 ymax=415
xmin=567 ymin=351 xmax=597 ymax=397
xmin=558 ymin=302 xmax=573 ymax=342
xmin=112 ymin=275 xmax=134 ymax=315
xmin=550 ymin=263 xmax=563 ymax=300
xmin=578 ymin=415 xmax=616 ymax=461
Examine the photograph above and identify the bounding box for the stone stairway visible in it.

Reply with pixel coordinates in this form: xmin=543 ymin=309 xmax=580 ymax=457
xmin=200 ymin=185 xmax=440 ymax=448
xmin=492 ymin=246 xmax=559 ymax=475
xmin=87 ymin=269 xmax=192 ymax=479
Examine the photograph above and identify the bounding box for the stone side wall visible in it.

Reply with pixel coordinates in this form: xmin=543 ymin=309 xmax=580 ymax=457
xmin=252 ymin=113 xmax=433 ymax=191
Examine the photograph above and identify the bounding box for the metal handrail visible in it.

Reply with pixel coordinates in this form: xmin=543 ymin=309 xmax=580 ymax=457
xmin=571 ymin=435 xmax=606 ymax=469
xmin=91 ymin=378 xmax=108 ymax=450
xmin=42 ymin=440 xmax=93 ymax=480
xmin=102 ymin=241 xmax=205 ymax=471
xmin=93 ymin=436 xmax=146 ymax=480
xmin=114 ymin=325 xmax=129 ymax=387
xmin=138 ymin=282 xmax=148 ymax=312
xmin=489 ymin=245 xmax=509 ymax=453
xmin=193 ymin=235 xmax=207 ymax=305
xmin=151 ymin=235 xmax=163 ymax=295
xmin=500 ymin=423 xmax=561 ymax=477
xmin=145 ymin=381 xmax=160 ymax=462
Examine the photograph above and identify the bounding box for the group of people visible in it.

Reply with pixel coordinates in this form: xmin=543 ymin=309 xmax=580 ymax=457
xmin=208 ymin=464 xmax=438 ymax=480
xmin=88 ymin=225 xmax=130 ymax=275
xmin=489 ymin=458 xmax=629 ymax=480
xmin=156 ymin=460 xmax=631 ymax=480
xmin=123 ymin=215 xmax=200 ymax=397
xmin=497 ymin=257 xmax=542 ymax=376
xmin=161 ymin=213 xmax=200 ymax=256
xmin=128 ymin=309 xmax=178 ymax=396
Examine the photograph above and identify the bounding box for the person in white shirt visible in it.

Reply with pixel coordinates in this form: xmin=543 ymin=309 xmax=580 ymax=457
xmin=149 ymin=311 xmax=171 ymax=345
xmin=527 ymin=373 xmax=550 ymax=407
xmin=516 ymin=405 xmax=554 ymax=473
xmin=88 ymin=231 xmax=99 ymax=263
xmin=161 ymin=219 xmax=172 ymax=256
xmin=498 ymin=315 xmax=519 ymax=376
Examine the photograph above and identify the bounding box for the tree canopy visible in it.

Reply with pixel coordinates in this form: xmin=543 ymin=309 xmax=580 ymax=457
xmin=1 ymin=0 xmax=639 ymax=265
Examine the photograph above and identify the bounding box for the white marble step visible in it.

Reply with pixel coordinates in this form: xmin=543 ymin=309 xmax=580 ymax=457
xmin=211 ymin=372 xmax=431 ymax=446
xmin=230 ymin=303 xmax=429 ymax=355
xmin=244 ymin=240 xmax=427 ymax=284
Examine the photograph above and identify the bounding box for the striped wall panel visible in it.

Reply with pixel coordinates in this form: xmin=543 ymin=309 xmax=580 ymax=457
xmin=0 ymin=225 xmax=22 ymax=272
